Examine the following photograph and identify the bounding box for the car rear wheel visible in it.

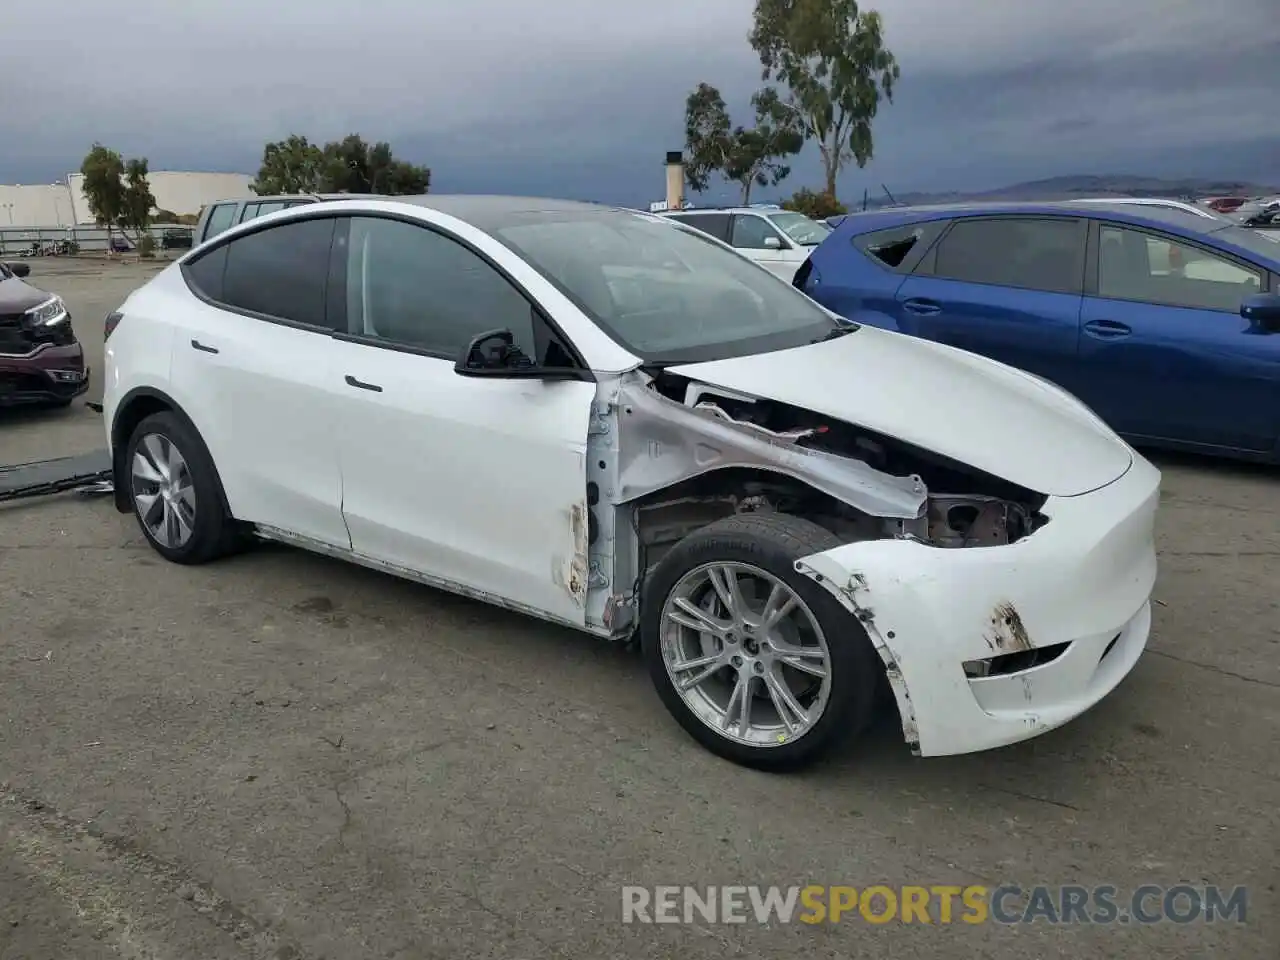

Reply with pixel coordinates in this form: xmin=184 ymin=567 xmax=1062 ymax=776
xmin=640 ymin=513 xmax=880 ymax=771
xmin=125 ymin=411 xmax=238 ymax=565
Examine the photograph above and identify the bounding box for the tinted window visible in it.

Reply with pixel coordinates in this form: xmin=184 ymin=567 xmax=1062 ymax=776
xmin=731 ymin=214 xmax=784 ymax=250
xmin=242 ymin=200 xmax=287 ymax=222
xmin=346 ymin=216 xmax=536 ymax=357
xmin=668 ymin=213 xmax=732 ymax=243
xmin=933 ymin=217 xmax=1086 ymax=294
xmin=1097 ymin=225 xmax=1263 ymax=312
xmin=183 ymin=244 xmax=228 ymax=300
xmin=202 ymin=203 xmax=238 ymax=241
xmin=220 ymin=217 xmax=336 ymax=326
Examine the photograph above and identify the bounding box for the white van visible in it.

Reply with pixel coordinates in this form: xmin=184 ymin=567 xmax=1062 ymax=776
xmin=659 ymin=205 xmax=830 ymax=282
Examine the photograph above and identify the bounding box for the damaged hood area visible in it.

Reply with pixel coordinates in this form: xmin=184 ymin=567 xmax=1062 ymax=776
xmin=666 ymin=326 xmax=1133 ymax=498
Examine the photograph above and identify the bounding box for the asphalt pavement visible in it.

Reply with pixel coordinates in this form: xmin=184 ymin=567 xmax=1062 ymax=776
xmin=1 ymin=259 xmax=1277 ymax=959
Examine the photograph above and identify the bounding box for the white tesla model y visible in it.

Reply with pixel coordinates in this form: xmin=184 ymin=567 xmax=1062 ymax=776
xmin=102 ymin=195 xmax=1160 ymax=770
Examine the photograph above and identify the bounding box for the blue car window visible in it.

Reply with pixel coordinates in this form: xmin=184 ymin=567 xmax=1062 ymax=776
xmin=933 ymin=217 xmax=1085 ymax=294
xmin=1098 ymin=226 xmax=1262 ymax=312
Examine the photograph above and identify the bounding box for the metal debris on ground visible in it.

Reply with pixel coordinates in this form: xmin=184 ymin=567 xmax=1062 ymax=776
xmin=0 ymin=450 xmax=113 ymax=503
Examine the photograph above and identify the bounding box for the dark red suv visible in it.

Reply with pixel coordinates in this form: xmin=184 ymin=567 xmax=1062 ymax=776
xmin=0 ymin=261 xmax=88 ymax=408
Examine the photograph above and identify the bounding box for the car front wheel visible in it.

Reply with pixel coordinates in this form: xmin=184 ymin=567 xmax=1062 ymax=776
xmin=125 ymin=411 xmax=238 ymax=565
xmin=640 ymin=512 xmax=881 ymax=771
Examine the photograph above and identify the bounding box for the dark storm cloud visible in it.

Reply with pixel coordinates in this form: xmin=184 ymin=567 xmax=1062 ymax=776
xmin=0 ymin=0 xmax=1275 ymax=196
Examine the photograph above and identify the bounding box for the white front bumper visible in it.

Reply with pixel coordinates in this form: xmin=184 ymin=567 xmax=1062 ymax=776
xmin=796 ymin=453 xmax=1160 ymax=757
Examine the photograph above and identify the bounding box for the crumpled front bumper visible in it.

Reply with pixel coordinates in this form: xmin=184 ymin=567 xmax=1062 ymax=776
xmin=795 ymin=453 xmax=1160 ymax=757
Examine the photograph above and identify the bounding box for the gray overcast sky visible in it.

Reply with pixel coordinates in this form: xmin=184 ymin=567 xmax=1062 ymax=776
xmin=2 ymin=0 xmax=1276 ymax=202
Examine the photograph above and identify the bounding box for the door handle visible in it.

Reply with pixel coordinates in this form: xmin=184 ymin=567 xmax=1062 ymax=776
xmin=190 ymin=339 xmax=219 ymax=354
xmin=901 ymin=298 xmax=941 ymax=316
xmin=344 ymin=374 xmax=383 ymax=393
xmin=1083 ymin=319 xmax=1132 ymax=339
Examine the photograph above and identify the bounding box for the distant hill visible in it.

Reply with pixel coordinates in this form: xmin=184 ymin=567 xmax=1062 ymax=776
xmin=857 ymin=175 xmax=1278 ymax=210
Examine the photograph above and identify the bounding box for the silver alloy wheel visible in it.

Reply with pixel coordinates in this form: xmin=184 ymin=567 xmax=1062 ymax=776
xmin=658 ymin=561 xmax=833 ymax=747
xmin=131 ymin=432 xmax=197 ymax=549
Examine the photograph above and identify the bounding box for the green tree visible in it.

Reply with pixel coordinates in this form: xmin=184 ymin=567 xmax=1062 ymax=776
xmin=252 ymin=134 xmax=431 ymax=196
xmin=251 ymin=134 xmax=325 ymax=194
xmin=684 ymin=84 xmax=803 ymax=204
xmin=750 ymin=0 xmax=900 ymax=197
xmin=782 ymin=186 xmax=847 ymax=219
xmin=79 ymin=143 xmax=157 ymax=244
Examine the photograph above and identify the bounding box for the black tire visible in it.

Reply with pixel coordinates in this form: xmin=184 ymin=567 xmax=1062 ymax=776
xmin=123 ymin=411 xmax=240 ymax=565
xmin=640 ymin=512 xmax=881 ymax=771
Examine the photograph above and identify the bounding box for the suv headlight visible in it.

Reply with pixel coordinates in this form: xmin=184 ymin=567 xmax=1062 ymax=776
xmin=24 ymin=295 xmax=69 ymax=327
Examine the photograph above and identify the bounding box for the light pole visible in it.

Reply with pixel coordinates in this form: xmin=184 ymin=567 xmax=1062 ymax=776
xmin=1 ymin=203 xmax=13 ymax=225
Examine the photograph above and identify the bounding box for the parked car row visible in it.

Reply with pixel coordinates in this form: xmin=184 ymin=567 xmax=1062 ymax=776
xmin=99 ymin=193 xmax=1161 ymax=771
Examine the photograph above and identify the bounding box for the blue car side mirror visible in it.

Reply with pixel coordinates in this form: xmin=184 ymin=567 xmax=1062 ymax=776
xmin=1241 ymin=293 xmax=1280 ymax=333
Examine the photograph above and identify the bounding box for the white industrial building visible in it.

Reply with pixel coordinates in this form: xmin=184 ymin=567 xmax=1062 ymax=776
xmin=0 ymin=171 xmax=253 ymax=227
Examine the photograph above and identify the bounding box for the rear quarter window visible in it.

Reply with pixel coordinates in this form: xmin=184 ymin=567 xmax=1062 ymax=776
xmin=852 ymin=221 xmax=947 ymax=273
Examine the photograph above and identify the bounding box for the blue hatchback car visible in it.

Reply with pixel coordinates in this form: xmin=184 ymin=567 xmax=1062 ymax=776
xmin=796 ymin=202 xmax=1280 ymax=463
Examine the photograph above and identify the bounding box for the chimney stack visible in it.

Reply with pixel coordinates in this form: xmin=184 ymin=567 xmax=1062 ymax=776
xmin=665 ymin=151 xmax=684 ymax=211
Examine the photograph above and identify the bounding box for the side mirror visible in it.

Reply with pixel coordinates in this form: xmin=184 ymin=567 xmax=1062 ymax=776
xmin=1241 ymin=293 xmax=1280 ymax=333
xmin=454 ymin=328 xmax=586 ymax=380
xmin=763 ymin=236 xmax=784 ymax=250
xmin=7 ymin=262 xmax=30 ymax=278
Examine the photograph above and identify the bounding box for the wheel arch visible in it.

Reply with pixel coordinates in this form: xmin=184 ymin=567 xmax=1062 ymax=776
xmin=110 ymin=387 xmax=232 ymax=520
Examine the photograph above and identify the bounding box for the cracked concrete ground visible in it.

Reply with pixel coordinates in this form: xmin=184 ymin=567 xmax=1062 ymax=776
xmin=1 ymin=260 xmax=1277 ymax=959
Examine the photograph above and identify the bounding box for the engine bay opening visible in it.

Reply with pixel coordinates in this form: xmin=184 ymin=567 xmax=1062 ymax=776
xmin=646 ymin=373 xmax=1050 ymax=548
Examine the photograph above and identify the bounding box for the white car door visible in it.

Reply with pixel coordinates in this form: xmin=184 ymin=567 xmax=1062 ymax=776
xmin=328 ymin=214 xmax=596 ymax=626
xmin=169 ymin=215 xmax=350 ymax=549
xmin=729 ymin=213 xmax=804 ymax=281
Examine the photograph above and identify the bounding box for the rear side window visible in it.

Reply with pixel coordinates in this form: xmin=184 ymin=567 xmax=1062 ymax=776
xmin=932 ymin=217 xmax=1087 ymax=294
xmin=854 ymin=222 xmax=946 ymax=272
xmin=241 ymin=200 xmax=288 ymax=223
xmin=218 ymin=217 xmax=337 ymax=327
xmin=668 ymin=213 xmax=732 ymax=243
xmin=183 ymin=245 xmax=228 ymax=300
xmin=202 ymin=203 xmax=238 ymax=241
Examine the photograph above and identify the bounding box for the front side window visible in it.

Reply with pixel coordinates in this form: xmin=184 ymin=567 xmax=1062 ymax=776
xmin=933 ymin=217 xmax=1086 ymax=294
xmin=1098 ymin=225 xmax=1263 ymax=312
xmin=768 ymin=212 xmax=831 ymax=246
xmin=202 ymin=203 xmax=238 ymax=241
xmin=730 ymin=214 xmax=786 ymax=250
xmin=345 ymin=216 xmax=536 ymax=357
xmin=493 ymin=209 xmax=842 ymax=363
xmin=217 ymin=217 xmax=336 ymax=326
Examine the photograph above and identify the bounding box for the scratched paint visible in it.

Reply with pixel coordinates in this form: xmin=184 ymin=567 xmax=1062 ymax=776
xmin=986 ymin=601 xmax=1034 ymax=653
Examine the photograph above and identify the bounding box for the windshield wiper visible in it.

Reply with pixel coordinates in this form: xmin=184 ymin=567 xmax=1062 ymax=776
xmin=811 ymin=323 xmax=859 ymax=343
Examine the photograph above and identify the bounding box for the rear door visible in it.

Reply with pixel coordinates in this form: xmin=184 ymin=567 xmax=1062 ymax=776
xmin=170 ymin=214 xmax=350 ymax=547
xmin=1079 ymin=220 xmax=1278 ymax=451
xmin=893 ymin=216 xmax=1088 ymax=392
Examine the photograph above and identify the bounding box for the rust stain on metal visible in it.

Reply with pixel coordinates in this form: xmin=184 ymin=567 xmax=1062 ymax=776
xmin=556 ymin=503 xmax=590 ymax=606
xmin=986 ymin=601 xmax=1033 ymax=653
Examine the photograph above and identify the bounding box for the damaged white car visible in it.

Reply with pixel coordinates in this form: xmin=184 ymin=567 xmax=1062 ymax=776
xmin=102 ymin=196 xmax=1160 ymax=770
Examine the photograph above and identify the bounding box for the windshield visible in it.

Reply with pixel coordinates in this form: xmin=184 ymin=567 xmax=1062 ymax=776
xmin=1209 ymin=223 xmax=1280 ymax=261
xmin=494 ymin=210 xmax=842 ymax=364
xmin=767 ymin=211 xmax=832 ymax=246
